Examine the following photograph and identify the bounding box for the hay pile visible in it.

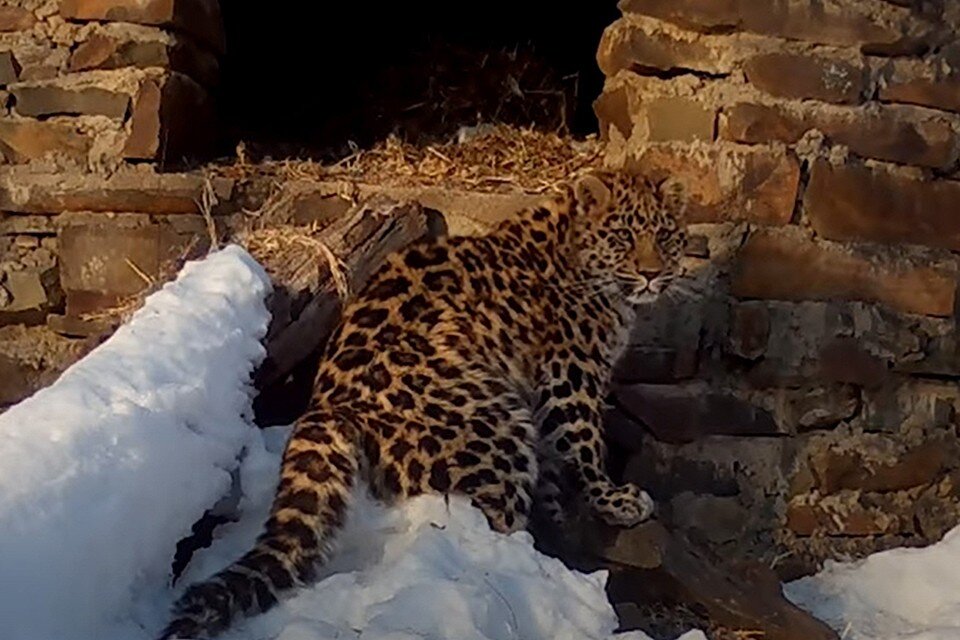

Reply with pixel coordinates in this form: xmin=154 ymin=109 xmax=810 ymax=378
xmin=217 ymin=125 xmax=602 ymax=194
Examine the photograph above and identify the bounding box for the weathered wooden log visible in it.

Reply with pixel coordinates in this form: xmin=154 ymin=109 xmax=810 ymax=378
xmin=579 ymin=520 xmax=839 ymax=640
xmin=241 ymin=196 xmax=445 ymax=423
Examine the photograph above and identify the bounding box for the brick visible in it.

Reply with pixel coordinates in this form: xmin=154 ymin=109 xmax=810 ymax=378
xmin=594 ymin=86 xmax=632 ymax=142
xmin=61 ymin=221 xmax=159 ymax=314
xmin=0 ymin=266 xmax=61 ymax=326
xmin=881 ymin=75 xmax=960 ymax=113
xmin=638 ymin=97 xmax=716 ymax=142
xmin=0 ymin=353 xmax=41 ymax=406
xmin=0 ymin=7 xmax=35 ymax=32
xmin=0 ymin=170 xmax=234 ymax=215
xmin=623 ymin=143 xmax=800 ymax=225
xmin=721 ymin=103 xmax=959 ymax=170
xmin=727 ymin=301 xmax=770 ymax=360
xmin=11 ymin=84 xmax=130 ymax=119
xmin=59 ymin=0 xmax=225 ymax=54
xmin=0 ymin=214 xmax=56 ymax=235
xmin=0 ymin=52 xmax=20 ymax=87
xmin=808 ymin=441 xmax=949 ymax=494
xmin=68 ymin=33 xmax=219 ymax=88
xmin=731 ymin=229 xmax=956 ymax=317
xmin=614 ymin=382 xmax=780 ymax=444
xmin=780 ymin=385 xmax=861 ymax=431
xmin=614 ymin=346 xmax=698 ymax=383
xmin=860 ymin=379 xmax=959 ymax=433
xmin=877 ymin=55 xmax=960 ymax=113
xmin=596 ymin=16 xmax=726 ymax=77
xmin=123 ymin=73 xmax=215 ymax=161
xmin=619 ymin=0 xmax=917 ymax=51
xmin=805 ymin=160 xmax=960 ymax=251
xmin=744 ymin=53 xmax=866 ymax=104
xmin=0 ymin=118 xmax=91 ymax=164
xmin=819 ymin=337 xmax=889 ymax=388
xmin=786 ymin=499 xmax=909 ymax=536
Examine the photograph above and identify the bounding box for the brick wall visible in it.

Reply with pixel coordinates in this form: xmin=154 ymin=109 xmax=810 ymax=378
xmin=596 ymin=0 xmax=960 ymax=576
xmin=0 ymin=0 xmax=227 ymax=388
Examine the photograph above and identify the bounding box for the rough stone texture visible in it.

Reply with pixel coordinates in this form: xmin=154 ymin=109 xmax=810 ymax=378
xmin=634 ymin=97 xmax=717 ymax=142
xmin=731 ymin=228 xmax=957 ymax=317
xmin=597 ymin=16 xmax=729 ymax=78
xmin=620 ymin=142 xmax=801 ymax=225
xmin=786 ymin=496 xmax=913 ymax=536
xmin=11 ymin=83 xmax=130 ymax=119
xmin=744 ymin=53 xmax=867 ymax=104
xmin=0 ymin=7 xmax=36 ymax=32
xmin=68 ymin=31 xmax=219 ymax=88
xmin=58 ymin=212 xmax=211 ymax=314
xmin=618 ymin=0 xmax=924 ymax=52
xmin=805 ymin=160 xmax=960 ymax=251
xmin=615 ymin=381 xmax=781 ymax=443
xmin=59 ymin=217 xmax=161 ymax=314
xmin=805 ymin=439 xmax=951 ymax=494
xmin=0 ymin=266 xmax=61 ymax=326
xmin=59 ymin=0 xmax=225 ymax=54
xmin=727 ymin=301 xmax=770 ymax=360
xmin=0 ymin=52 xmax=21 ymax=87
xmin=0 ymin=168 xmax=234 ymax=215
xmin=0 ymin=118 xmax=92 ymax=164
xmin=721 ymin=102 xmax=959 ymax=170
xmin=0 ymin=214 xmax=57 ymax=235
xmin=596 ymin=0 xmax=960 ymax=579
xmin=613 ymin=346 xmax=698 ymax=384
xmin=876 ymin=51 xmax=960 ymax=109
xmin=593 ymin=85 xmax=633 ymax=142
xmin=123 ymin=73 xmax=215 ymax=161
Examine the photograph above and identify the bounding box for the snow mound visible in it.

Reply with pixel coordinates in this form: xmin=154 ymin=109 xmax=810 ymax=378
xmin=786 ymin=526 xmax=960 ymax=640
xmin=0 ymin=245 xmax=272 ymax=640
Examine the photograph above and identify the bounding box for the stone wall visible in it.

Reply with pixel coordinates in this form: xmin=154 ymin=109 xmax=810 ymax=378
xmin=0 ymin=0 xmax=225 ymax=404
xmin=595 ymin=0 xmax=960 ymax=576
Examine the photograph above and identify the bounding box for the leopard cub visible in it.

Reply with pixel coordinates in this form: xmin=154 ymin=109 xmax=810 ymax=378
xmin=162 ymin=170 xmax=688 ymax=639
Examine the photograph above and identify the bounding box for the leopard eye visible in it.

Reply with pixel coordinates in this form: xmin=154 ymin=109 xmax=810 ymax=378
xmin=613 ymin=229 xmax=633 ymax=243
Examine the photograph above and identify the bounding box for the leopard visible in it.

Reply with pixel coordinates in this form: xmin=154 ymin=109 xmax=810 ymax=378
xmin=161 ymin=169 xmax=688 ymax=639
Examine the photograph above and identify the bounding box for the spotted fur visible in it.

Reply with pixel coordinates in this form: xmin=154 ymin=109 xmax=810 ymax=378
xmin=161 ymin=170 xmax=687 ymax=639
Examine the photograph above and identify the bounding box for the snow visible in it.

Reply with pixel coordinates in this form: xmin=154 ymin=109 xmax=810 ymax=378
xmin=0 ymin=245 xmax=273 ymax=640
xmin=786 ymin=525 xmax=960 ymax=640
xmin=0 ymin=245 xmax=705 ymax=640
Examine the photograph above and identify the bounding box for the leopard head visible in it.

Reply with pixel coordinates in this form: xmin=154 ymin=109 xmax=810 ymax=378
xmin=570 ymin=170 xmax=687 ymax=304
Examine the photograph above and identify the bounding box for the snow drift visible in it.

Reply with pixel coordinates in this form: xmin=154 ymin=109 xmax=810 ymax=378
xmin=787 ymin=526 xmax=960 ymax=640
xmin=0 ymin=246 xmax=273 ymax=640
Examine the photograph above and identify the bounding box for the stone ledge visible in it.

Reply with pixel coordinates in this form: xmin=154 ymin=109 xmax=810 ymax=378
xmin=59 ymin=0 xmax=225 ymax=54
xmin=618 ymin=0 xmax=932 ymax=54
xmin=805 ymin=159 xmax=960 ymax=251
xmin=0 ymin=168 xmax=234 ymax=215
xmin=731 ymin=227 xmax=956 ymax=317
xmin=721 ymin=101 xmax=959 ymax=170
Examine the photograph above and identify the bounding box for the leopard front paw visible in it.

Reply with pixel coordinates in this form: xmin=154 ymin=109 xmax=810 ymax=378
xmin=590 ymin=483 xmax=655 ymax=527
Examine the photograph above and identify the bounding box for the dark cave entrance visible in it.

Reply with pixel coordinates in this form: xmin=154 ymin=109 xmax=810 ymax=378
xmin=216 ymin=1 xmax=619 ymax=159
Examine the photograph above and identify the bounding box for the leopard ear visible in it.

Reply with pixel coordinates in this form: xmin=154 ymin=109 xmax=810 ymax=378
xmin=574 ymin=173 xmax=611 ymax=217
xmin=657 ymin=177 xmax=688 ymax=220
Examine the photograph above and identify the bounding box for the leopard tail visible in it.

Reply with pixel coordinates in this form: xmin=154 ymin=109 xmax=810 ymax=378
xmin=160 ymin=414 xmax=357 ymax=639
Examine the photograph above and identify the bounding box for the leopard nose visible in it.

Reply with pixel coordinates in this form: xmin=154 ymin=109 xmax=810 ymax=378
xmin=635 ymin=241 xmax=663 ymax=273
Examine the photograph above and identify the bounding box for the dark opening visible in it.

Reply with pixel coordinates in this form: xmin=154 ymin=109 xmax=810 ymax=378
xmin=217 ymin=1 xmax=619 ymax=159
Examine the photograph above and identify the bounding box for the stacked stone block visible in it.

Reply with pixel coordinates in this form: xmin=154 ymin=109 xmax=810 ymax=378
xmin=0 ymin=0 xmax=226 ymax=406
xmin=595 ymin=0 xmax=960 ymax=575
